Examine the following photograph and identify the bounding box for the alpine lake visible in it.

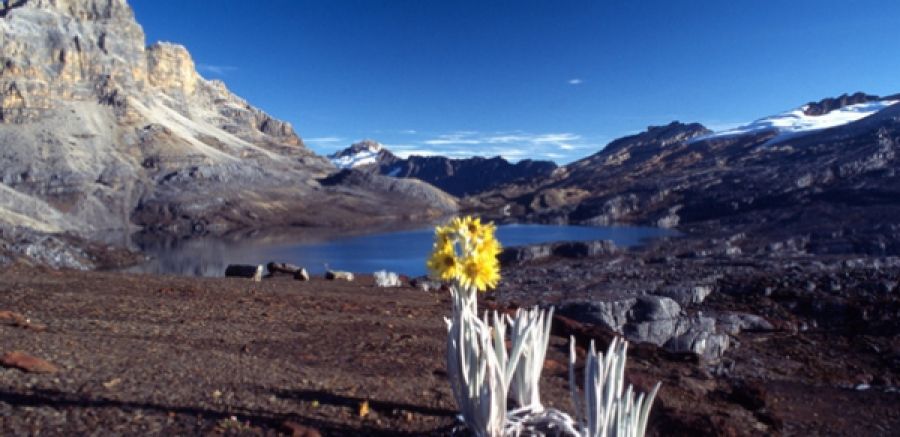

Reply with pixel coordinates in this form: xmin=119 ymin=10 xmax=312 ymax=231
xmin=128 ymin=224 xmax=677 ymax=277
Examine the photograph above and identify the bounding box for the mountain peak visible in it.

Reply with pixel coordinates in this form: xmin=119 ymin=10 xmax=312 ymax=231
xmin=4 ymin=0 xmax=134 ymax=21
xmin=699 ymin=94 xmax=898 ymax=143
xmin=328 ymin=140 xmax=391 ymax=169
xmin=349 ymin=139 xmax=383 ymax=153
xmin=803 ymin=92 xmax=881 ymax=116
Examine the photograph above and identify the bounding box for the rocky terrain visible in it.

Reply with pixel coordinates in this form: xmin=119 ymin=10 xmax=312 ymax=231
xmin=1 ymin=232 xmax=898 ymax=436
xmin=0 ymin=0 xmax=457 ymax=268
xmin=329 ymin=140 xmax=558 ymax=197
xmin=468 ymin=94 xmax=900 ymax=256
xmin=1 ymin=1 xmax=898 ymax=435
xmin=495 ymin=235 xmax=900 ymax=436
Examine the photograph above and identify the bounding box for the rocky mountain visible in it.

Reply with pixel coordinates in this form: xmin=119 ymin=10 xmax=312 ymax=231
xmin=329 ymin=140 xmax=558 ymax=197
xmin=328 ymin=139 xmax=392 ymax=169
xmin=803 ymin=92 xmax=898 ymax=116
xmin=470 ymin=93 xmax=900 ymax=255
xmin=0 ymin=0 xmax=455 ymax=267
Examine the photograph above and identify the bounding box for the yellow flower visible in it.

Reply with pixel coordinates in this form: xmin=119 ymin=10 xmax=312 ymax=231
xmin=434 ymin=224 xmax=454 ymax=247
xmin=464 ymin=216 xmax=482 ymax=236
xmin=458 ymin=253 xmax=501 ymax=292
xmin=427 ymin=242 xmax=459 ymax=281
xmin=427 ymin=215 xmax=502 ymax=290
xmin=477 ymin=234 xmax=502 ymax=258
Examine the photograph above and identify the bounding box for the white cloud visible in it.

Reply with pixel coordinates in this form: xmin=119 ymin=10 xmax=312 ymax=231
xmin=197 ymin=64 xmax=238 ymax=76
xmin=305 ymin=137 xmax=344 ymax=145
xmin=568 ymin=78 xmax=583 ymax=85
xmin=423 ymin=133 xmax=483 ymax=146
xmin=413 ymin=131 xmax=597 ymax=163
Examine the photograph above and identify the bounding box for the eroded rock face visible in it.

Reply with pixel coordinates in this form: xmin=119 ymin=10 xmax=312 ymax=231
xmin=559 ymin=295 xmax=731 ymax=360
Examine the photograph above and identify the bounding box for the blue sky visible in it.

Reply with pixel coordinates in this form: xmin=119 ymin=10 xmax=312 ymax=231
xmin=130 ymin=0 xmax=900 ymax=163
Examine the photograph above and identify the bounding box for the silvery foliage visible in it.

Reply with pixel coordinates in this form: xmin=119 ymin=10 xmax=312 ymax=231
xmin=508 ymin=306 xmax=555 ymax=412
xmin=445 ymin=288 xmax=532 ymax=436
xmin=374 ymin=270 xmax=402 ymax=287
xmin=446 ymin=289 xmax=661 ymax=437
xmin=569 ymin=337 xmax=661 ymax=437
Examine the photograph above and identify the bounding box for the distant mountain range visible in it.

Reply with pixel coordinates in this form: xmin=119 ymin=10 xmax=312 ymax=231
xmin=468 ymin=93 xmax=900 ymax=255
xmin=328 ymin=140 xmax=558 ymax=197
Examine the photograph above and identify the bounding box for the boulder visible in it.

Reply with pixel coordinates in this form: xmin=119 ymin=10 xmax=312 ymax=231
xmin=325 ymin=270 xmax=354 ymax=281
xmin=499 ymin=244 xmax=553 ymax=265
xmin=558 ymin=297 xmax=637 ymax=330
xmin=624 ymin=296 xmax=685 ymax=346
xmin=225 ymin=264 xmax=263 ymax=282
xmin=657 ymin=284 xmax=714 ymax=306
xmin=293 ymin=268 xmax=310 ymax=281
xmin=664 ymin=315 xmax=730 ymax=361
xmin=559 ymin=295 xmax=731 ymax=360
xmin=560 ymin=295 xmax=682 ymax=346
xmin=267 ymin=262 xmax=302 ymax=275
xmin=715 ymin=312 xmax=775 ymax=335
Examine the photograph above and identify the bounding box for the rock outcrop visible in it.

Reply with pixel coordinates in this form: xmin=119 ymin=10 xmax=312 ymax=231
xmin=558 ymin=295 xmax=731 ymax=361
xmin=802 ymin=92 xmax=883 ymax=116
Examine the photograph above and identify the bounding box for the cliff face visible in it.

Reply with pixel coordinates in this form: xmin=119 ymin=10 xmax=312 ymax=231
xmin=1 ymin=0 xmax=299 ymax=143
xmin=0 ymin=0 xmax=453 ymax=258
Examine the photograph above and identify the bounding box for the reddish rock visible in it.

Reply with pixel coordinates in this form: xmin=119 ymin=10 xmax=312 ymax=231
xmin=0 ymin=310 xmax=28 ymax=326
xmin=280 ymin=421 xmax=321 ymax=437
xmin=0 ymin=310 xmax=46 ymax=331
xmin=0 ymin=351 xmax=60 ymax=374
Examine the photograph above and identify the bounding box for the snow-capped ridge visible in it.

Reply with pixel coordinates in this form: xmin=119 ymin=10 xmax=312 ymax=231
xmin=328 ymin=140 xmax=386 ymax=169
xmin=697 ymin=99 xmax=899 ymax=143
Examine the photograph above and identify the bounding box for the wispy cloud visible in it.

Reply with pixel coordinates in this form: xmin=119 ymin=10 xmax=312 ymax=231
xmin=568 ymin=78 xmax=583 ymax=85
xmin=411 ymin=131 xmax=598 ymax=163
xmin=305 ymin=136 xmax=344 ymax=145
xmin=312 ymin=131 xmax=602 ymax=163
xmin=197 ymin=63 xmax=238 ymax=76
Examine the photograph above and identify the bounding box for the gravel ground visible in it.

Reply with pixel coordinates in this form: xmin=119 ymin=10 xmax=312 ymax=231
xmin=2 ymin=253 xmax=899 ymax=436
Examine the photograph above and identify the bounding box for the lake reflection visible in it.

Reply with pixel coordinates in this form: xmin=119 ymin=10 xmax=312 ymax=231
xmin=128 ymin=224 xmax=675 ymax=277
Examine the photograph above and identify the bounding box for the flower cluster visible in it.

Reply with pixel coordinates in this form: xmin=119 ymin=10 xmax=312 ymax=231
xmin=427 ymin=216 xmax=502 ymax=292
xmin=430 ymin=216 xmax=661 ymax=437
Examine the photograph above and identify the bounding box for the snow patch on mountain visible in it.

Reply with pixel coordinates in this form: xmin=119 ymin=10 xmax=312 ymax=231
xmin=698 ymin=99 xmax=899 ymax=142
xmin=328 ymin=140 xmax=384 ymax=169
